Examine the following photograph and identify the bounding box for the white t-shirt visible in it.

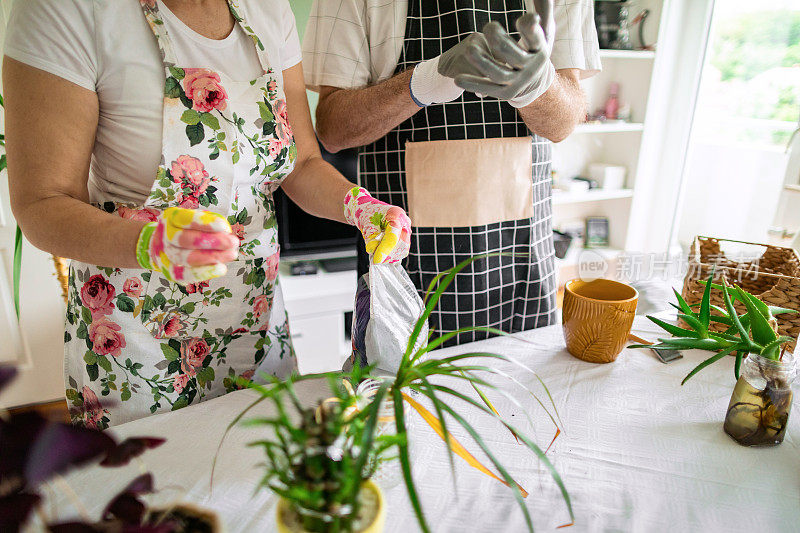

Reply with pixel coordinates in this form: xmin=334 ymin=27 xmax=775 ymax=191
xmin=302 ymin=0 xmax=602 ymax=92
xmin=4 ymin=0 xmax=303 ymax=205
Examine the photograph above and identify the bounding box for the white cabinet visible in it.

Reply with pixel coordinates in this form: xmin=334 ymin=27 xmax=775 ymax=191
xmin=279 ymin=263 xmax=357 ymax=375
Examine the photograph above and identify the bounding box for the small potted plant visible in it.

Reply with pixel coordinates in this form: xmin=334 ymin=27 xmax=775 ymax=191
xmin=0 ymin=365 xmax=220 ymax=532
xmin=246 ymin=373 xmax=391 ymax=533
xmin=220 ymin=255 xmax=574 ymax=532
xmin=633 ymin=275 xmax=797 ymax=446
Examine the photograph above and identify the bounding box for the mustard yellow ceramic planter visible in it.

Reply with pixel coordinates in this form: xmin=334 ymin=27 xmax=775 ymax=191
xmin=276 ymin=480 xmax=385 ymax=533
xmin=562 ymin=278 xmax=639 ymax=363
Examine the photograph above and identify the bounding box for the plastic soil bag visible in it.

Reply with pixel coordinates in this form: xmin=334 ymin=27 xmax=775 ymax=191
xmin=348 ymin=262 xmax=428 ymax=374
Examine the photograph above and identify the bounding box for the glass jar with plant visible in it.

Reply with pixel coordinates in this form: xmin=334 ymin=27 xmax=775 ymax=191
xmin=219 ymin=255 xmax=574 ymax=532
xmin=632 ymin=275 xmax=797 ymax=446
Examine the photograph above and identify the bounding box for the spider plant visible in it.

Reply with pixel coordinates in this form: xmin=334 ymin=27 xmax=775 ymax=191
xmin=216 ymin=254 xmax=572 ymax=532
xmin=246 ymin=368 xmax=393 ymax=533
xmin=631 ymin=274 xmax=797 ymax=385
xmin=386 ymin=254 xmax=571 ymax=532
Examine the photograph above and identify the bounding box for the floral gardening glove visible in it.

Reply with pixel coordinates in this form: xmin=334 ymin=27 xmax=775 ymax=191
xmin=343 ymin=187 xmax=412 ymax=265
xmin=135 ymin=207 xmax=239 ymax=284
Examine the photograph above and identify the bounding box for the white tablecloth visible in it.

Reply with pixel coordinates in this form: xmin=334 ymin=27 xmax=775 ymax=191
xmin=48 ymin=317 xmax=799 ymax=532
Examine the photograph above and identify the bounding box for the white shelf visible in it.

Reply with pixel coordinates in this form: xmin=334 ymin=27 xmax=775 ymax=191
xmin=599 ymin=49 xmax=656 ymax=60
xmin=573 ymin=122 xmax=645 ymax=134
xmin=552 ymin=189 xmax=634 ymax=205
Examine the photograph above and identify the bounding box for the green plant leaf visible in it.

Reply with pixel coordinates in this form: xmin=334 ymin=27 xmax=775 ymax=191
xmin=768 ymin=306 xmax=799 ymax=316
xmin=417 ymin=376 xmax=457 ymax=492
xmin=405 ymin=253 xmax=506 ymax=367
xmin=673 ymin=288 xmax=695 ymax=316
xmin=646 ymin=315 xmax=702 ymax=338
xmin=760 ymin=336 xmax=792 ymax=360
xmin=721 ymin=281 xmax=750 ymax=344
xmin=678 ymin=314 xmax=709 ymax=337
xmin=699 ymin=274 xmax=713 ymax=327
xmin=393 ymin=387 xmax=430 ymax=533
xmin=681 ymin=349 xmax=735 ymax=385
xmin=735 ymin=351 xmax=744 ymax=379
xmin=735 ymin=286 xmax=776 ymax=347
xmin=654 ymin=337 xmax=734 ymax=351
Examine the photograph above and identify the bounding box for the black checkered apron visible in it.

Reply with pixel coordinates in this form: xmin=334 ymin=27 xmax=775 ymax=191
xmin=358 ymin=0 xmax=557 ymax=347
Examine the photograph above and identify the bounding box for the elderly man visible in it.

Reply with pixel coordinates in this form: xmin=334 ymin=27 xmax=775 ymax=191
xmin=303 ymin=0 xmax=600 ymax=345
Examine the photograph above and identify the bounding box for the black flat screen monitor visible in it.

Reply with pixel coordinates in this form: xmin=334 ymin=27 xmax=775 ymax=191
xmin=275 ymin=141 xmax=359 ymax=257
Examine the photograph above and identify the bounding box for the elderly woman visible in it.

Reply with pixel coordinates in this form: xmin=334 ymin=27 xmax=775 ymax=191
xmin=3 ymin=0 xmax=411 ymax=427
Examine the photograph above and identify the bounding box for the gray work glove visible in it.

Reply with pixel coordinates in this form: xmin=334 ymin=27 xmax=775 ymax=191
xmin=409 ymin=0 xmax=555 ymax=108
xmin=453 ymin=0 xmax=556 ymax=108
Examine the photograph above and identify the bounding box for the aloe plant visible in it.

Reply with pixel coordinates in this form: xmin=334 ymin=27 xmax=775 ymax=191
xmin=632 ymin=274 xmax=797 ymax=385
xmin=217 ymin=255 xmax=572 ymax=533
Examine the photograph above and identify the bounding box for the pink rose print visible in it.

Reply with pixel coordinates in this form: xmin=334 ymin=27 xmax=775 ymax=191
xmin=177 ymin=193 xmax=200 ymax=210
xmin=241 ymin=369 xmax=255 ymax=381
xmin=80 ymin=275 xmax=116 ymax=318
xmin=81 ymin=386 xmax=107 ymax=429
xmin=173 ymin=373 xmax=190 ymax=394
xmin=123 ymin=277 xmax=143 ymax=298
xmin=253 ymin=294 xmax=271 ymax=319
xmin=118 ymin=206 xmax=159 ymax=223
xmin=183 ymin=69 xmax=228 ymax=113
xmin=181 ymin=337 xmax=210 ymax=376
xmin=140 ymin=0 xmax=157 ymax=8
xmin=232 ymin=327 xmax=248 ymax=334
xmin=267 ymin=80 xmax=277 ymax=92
xmin=273 ymin=99 xmax=293 ymax=144
xmin=231 ymin=223 xmax=246 ymax=243
xmin=257 ymin=320 xmax=271 ymax=332
xmin=185 ymin=281 xmax=209 ymax=295
xmin=89 ymin=317 xmax=127 ymax=358
xmin=171 ymin=156 xmax=210 ymax=197
xmin=268 ymin=137 xmax=285 ymax=159
xmin=158 ymin=313 xmax=184 ymax=339
xmin=264 ymin=252 xmax=279 ymax=281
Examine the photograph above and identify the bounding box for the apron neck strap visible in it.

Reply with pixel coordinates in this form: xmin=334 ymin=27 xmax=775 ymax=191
xmin=139 ymin=0 xmax=272 ymax=73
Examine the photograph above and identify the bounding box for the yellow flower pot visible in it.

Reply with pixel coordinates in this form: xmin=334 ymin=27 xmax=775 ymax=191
xmin=276 ymin=480 xmax=385 ymax=533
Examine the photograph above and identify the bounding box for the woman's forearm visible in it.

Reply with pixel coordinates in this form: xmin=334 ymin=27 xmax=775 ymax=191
xmin=517 ymin=69 xmax=587 ymax=143
xmin=14 ymin=195 xmax=145 ymax=268
xmin=279 ymin=156 xmax=353 ymax=224
xmin=315 ymin=70 xmax=421 ymax=153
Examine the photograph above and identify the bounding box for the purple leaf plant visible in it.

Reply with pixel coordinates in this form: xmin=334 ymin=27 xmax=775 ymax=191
xmin=0 ymin=365 xmax=182 ymax=533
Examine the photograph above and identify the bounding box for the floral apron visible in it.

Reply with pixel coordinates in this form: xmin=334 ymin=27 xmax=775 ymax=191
xmin=64 ymin=0 xmax=297 ymax=429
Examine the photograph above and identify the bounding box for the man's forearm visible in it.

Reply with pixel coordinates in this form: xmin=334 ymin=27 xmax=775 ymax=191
xmin=315 ymin=70 xmax=421 ymax=153
xmin=517 ymin=69 xmax=586 ymax=143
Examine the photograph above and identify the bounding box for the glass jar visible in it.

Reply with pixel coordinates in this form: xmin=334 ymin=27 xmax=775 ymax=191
xmin=723 ymin=352 xmax=796 ymax=447
xmin=356 ymin=379 xmax=413 ymax=489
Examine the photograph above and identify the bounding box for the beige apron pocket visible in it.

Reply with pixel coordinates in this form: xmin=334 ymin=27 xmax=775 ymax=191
xmin=140 ymin=258 xmax=278 ymax=340
xmin=405 ymin=137 xmax=534 ymax=228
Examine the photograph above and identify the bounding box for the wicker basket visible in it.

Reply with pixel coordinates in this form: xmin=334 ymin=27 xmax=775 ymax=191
xmin=52 ymin=255 xmax=69 ymax=306
xmin=681 ymin=236 xmax=800 ymax=351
